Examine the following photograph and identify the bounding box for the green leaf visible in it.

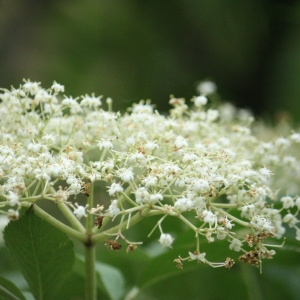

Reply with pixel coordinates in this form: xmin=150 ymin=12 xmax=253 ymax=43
xmin=95 ymin=261 xmax=125 ymax=300
xmin=3 ymin=207 xmax=75 ymax=300
xmin=0 ymin=274 xmax=26 ymax=300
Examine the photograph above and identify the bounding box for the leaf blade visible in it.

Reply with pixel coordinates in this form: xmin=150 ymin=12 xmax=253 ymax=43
xmin=95 ymin=261 xmax=125 ymax=300
xmin=4 ymin=208 xmax=75 ymax=300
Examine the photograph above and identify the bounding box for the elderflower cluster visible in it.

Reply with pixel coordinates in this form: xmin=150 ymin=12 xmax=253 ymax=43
xmin=0 ymin=80 xmax=299 ymax=269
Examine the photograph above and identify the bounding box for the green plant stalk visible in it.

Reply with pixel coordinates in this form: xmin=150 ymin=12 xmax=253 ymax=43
xmin=85 ymin=183 xmax=97 ymax=300
xmin=92 ymin=206 xmax=152 ymax=244
xmin=57 ymin=201 xmax=86 ymax=233
xmin=85 ymin=244 xmax=96 ymax=300
xmin=23 ymin=203 xmax=86 ymax=242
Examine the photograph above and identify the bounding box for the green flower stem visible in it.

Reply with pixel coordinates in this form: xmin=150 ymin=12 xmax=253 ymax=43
xmin=85 ymin=183 xmax=97 ymax=300
xmin=178 ymin=214 xmax=198 ymax=231
xmin=213 ymin=207 xmax=250 ymax=227
xmin=212 ymin=203 xmax=240 ymax=208
xmin=92 ymin=207 xmax=151 ymax=244
xmin=23 ymin=203 xmax=86 ymax=242
xmin=57 ymin=202 xmax=86 ymax=233
xmin=85 ymin=244 xmax=96 ymax=300
xmin=86 ymin=183 xmax=95 ymax=234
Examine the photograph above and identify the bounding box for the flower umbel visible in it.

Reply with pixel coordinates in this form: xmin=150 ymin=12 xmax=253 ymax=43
xmin=0 ymin=80 xmax=299 ymax=272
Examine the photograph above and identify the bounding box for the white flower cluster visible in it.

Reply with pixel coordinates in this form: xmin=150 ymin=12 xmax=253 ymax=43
xmin=0 ymin=80 xmax=299 ymax=268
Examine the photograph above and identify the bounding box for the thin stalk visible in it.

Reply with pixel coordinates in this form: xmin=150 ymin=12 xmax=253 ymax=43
xmin=213 ymin=207 xmax=250 ymax=227
xmin=92 ymin=207 xmax=151 ymax=244
xmin=85 ymin=244 xmax=96 ymax=300
xmin=85 ymin=183 xmax=97 ymax=300
xmin=57 ymin=201 xmax=86 ymax=233
xmin=26 ymin=203 xmax=86 ymax=242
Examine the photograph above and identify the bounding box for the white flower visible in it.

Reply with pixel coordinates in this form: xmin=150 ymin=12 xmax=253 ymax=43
xmin=197 ymin=80 xmax=217 ymax=95
xmin=216 ymin=229 xmax=226 ymax=240
xmin=135 ymin=187 xmax=150 ymax=204
xmin=295 ymin=197 xmax=300 ymax=210
xmin=182 ymin=153 xmax=198 ymax=163
xmin=174 ymin=197 xmax=194 ymax=211
xmin=7 ymin=191 xmax=19 ymax=207
xmin=280 ymin=196 xmax=294 ymax=209
xmin=159 ymin=233 xmax=173 ymax=247
xmin=129 ymin=152 xmax=146 ymax=163
xmin=97 ymin=139 xmax=113 ymax=150
xmin=118 ymin=168 xmax=134 ymax=182
xmin=150 ymin=193 xmax=163 ymax=203
xmin=174 ymin=136 xmax=188 ymax=149
xmin=42 ymin=133 xmax=56 ymax=144
xmin=131 ymin=102 xmax=153 ymax=114
xmin=55 ymin=189 xmax=69 ymax=202
xmin=275 ymin=137 xmax=290 ymax=149
xmin=81 ymin=94 xmax=102 ymax=107
xmin=35 ymin=89 xmax=52 ymax=103
xmin=0 ymin=215 xmax=9 ymax=243
xmin=229 ymin=239 xmax=242 ymax=252
xmin=101 ymin=160 xmax=114 ymax=172
xmin=108 ymin=183 xmax=124 ymax=196
xmin=202 ymin=210 xmax=217 ymax=226
xmin=51 ymin=81 xmax=64 ymax=93
xmin=7 ymin=209 xmax=19 ymax=220
xmin=145 ymin=141 xmax=158 ymax=151
xmin=61 ymin=96 xmax=82 ymax=114
xmin=259 ymin=167 xmax=273 ymax=180
xmin=240 ymin=204 xmax=256 ymax=219
xmin=142 ymin=175 xmax=158 ymax=187
xmin=189 ymin=251 xmax=206 ymax=262
xmin=22 ymin=80 xmax=41 ymax=95
xmin=126 ymin=137 xmax=135 ymax=146
xmin=194 ymin=96 xmax=208 ymax=107
xmin=282 ymin=213 xmax=298 ymax=227
xmin=73 ymin=205 xmax=86 ymax=220
xmin=68 ymin=182 xmax=82 ymax=195
xmin=34 ymin=169 xmax=51 ymax=182
xmin=290 ymin=133 xmax=300 ymax=143
xmin=190 ymin=179 xmax=210 ymax=193
xmin=206 ymin=109 xmax=219 ymax=122
xmin=107 ymin=200 xmax=120 ymax=217
xmin=106 ymin=97 xmax=113 ymax=105
xmin=27 ymin=142 xmax=42 ymax=153
xmin=250 ymin=215 xmax=274 ymax=233
xmin=175 ymin=178 xmax=185 ymax=188
xmin=66 ymin=176 xmax=78 ymax=185
xmin=219 ymin=216 xmax=234 ymax=230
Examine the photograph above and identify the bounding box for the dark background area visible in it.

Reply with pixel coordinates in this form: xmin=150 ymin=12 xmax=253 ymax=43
xmin=1 ymin=0 xmax=300 ymax=119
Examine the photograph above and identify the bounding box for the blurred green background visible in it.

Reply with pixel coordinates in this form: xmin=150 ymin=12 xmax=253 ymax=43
xmin=1 ymin=0 xmax=300 ymax=120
